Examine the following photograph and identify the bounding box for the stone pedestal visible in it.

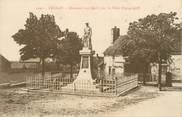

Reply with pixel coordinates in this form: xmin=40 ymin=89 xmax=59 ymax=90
xmin=62 ymin=47 xmax=99 ymax=92
xmin=77 ymin=48 xmax=94 ymax=80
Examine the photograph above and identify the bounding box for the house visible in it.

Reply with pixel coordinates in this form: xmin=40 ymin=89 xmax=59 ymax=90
xmin=0 ymin=54 xmax=10 ymax=72
xmin=11 ymin=58 xmax=40 ymax=72
xmin=103 ymin=36 xmax=127 ymax=77
xmin=20 ymin=58 xmax=40 ymax=70
xmin=102 ymin=27 xmax=151 ymax=81
xmin=103 ymin=26 xmax=126 ymax=78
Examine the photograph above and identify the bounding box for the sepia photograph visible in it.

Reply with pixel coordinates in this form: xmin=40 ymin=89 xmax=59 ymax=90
xmin=0 ymin=0 xmax=182 ymax=117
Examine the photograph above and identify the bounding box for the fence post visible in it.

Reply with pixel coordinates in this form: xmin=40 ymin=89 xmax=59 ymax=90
xmin=26 ymin=76 xmax=28 ymax=89
xmin=100 ymin=79 xmax=103 ymax=92
xmin=74 ymin=83 xmax=76 ymax=92
xmin=115 ymin=77 xmax=117 ymax=95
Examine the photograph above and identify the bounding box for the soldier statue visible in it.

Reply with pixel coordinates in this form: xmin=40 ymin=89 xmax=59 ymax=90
xmin=83 ymin=23 xmax=92 ymax=50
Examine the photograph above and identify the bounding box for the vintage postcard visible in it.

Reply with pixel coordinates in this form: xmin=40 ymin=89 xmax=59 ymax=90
xmin=0 ymin=0 xmax=182 ymax=117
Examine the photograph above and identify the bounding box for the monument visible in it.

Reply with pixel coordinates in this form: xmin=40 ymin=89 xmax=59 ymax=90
xmin=78 ymin=22 xmax=94 ymax=81
xmin=62 ymin=23 xmax=99 ymax=92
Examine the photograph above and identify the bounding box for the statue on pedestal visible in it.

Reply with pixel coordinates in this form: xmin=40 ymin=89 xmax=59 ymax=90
xmin=62 ymin=23 xmax=99 ymax=93
xmin=82 ymin=23 xmax=92 ymax=50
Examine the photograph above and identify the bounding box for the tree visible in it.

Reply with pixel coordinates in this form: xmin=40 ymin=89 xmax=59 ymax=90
xmin=12 ymin=12 xmax=62 ymax=76
xmin=122 ymin=12 xmax=181 ymax=90
xmin=57 ymin=30 xmax=82 ymax=78
xmin=121 ymin=35 xmax=153 ymax=85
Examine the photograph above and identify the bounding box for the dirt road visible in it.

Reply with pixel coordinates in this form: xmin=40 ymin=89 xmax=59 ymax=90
xmin=92 ymin=83 xmax=182 ymax=117
xmin=0 ymin=83 xmax=182 ymax=117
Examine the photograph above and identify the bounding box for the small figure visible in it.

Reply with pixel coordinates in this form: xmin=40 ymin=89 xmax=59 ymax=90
xmin=151 ymin=63 xmax=158 ymax=81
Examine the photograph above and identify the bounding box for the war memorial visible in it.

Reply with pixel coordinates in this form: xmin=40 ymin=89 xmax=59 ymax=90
xmin=26 ymin=23 xmax=138 ymax=96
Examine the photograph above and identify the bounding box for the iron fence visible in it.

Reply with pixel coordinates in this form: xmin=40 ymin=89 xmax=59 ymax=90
xmin=26 ymin=73 xmax=138 ymax=97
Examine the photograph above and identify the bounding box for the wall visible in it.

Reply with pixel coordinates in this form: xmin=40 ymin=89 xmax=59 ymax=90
xmin=10 ymin=62 xmax=39 ymax=72
xmin=170 ymin=55 xmax=182 ymax=79
xmin=104 ymin=55 xmax=125 ymax=77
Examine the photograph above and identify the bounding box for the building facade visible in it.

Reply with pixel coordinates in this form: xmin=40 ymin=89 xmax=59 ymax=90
xmin=103 ymin=27 xmax=126 ymax=78
xmin=104 ymin=56 xmax=125 ymax=76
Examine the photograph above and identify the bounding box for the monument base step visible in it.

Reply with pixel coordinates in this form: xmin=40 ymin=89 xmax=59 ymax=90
xmin=62 ymin=78 xmax=100 ymax=93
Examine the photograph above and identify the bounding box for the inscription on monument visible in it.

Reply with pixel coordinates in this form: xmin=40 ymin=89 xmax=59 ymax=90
xmin=82 ymin=56 xmax=89 ymax=68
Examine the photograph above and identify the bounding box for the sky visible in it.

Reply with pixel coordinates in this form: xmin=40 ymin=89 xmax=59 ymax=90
xmin=0 ymin=0 xmax=182 ymax=61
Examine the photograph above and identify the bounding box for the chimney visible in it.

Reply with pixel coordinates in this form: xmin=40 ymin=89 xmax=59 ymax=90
xmin=96 ymin=53 xmax=99 ymax=58
xmin=65 ymin=28 xmax=69 ymax=33
xmin=111 ymin=26 xmax=120 ymax=44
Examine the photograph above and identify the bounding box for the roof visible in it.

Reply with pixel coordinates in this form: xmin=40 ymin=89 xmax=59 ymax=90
xmin=104 ymin=35 xmax=129 ymax=56
xmin=20 ymin=58 xmax=40 ymax=63
xmin=0 ymin=54 xmax=10 ymax=63
xmin=20 ymin=57 xmax=54 ymax=63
